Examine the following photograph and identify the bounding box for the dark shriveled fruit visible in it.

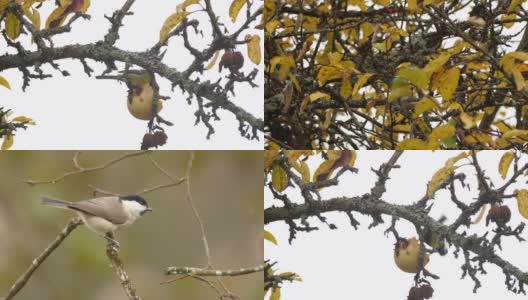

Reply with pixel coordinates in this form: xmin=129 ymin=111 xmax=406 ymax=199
xmin=219 ymin=51 xmax=244 ymax=73
xmin=486 ymin=205 xmax=511 ymax=226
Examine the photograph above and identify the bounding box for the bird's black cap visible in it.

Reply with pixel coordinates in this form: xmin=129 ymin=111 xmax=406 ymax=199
xmin=120 ymin=195 xmax=149 ymax=207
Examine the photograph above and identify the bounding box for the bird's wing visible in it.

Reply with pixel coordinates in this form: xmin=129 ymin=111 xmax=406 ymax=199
xmin=69 ymin=197 xmax=128 ymax=225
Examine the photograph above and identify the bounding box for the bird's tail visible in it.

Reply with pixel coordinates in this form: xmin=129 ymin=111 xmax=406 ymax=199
xmin=41 ymin=196 xmax=72 ymax=209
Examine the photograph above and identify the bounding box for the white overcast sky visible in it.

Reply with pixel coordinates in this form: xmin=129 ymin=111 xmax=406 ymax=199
xmin=265 ymin=151 xmax=528 ymax=299
xmin=0 ymin=0 xmax=263 ymax=149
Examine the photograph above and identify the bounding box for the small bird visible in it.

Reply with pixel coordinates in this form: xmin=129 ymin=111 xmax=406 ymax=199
xmin=41 ymin=195 xmax=152 ymax=247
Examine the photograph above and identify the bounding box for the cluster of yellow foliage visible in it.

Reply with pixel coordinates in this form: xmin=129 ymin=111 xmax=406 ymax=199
xmin=265 ymin=0 xmax=528 ymax=149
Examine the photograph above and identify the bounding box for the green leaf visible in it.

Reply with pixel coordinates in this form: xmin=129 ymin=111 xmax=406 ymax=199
xmin=396 ymin=65 xmax=428 ymax=89
xmin=388 ymin=87 xmax=413 ymax=102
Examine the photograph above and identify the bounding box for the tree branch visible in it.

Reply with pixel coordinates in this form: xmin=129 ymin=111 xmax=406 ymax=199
xmin=105 ymin=236 xmax=141 ymax=300
xmin=165 ymin=265 xmax=265 ymax=277
xmin=2 ymin=218 xmax=82 ymax=300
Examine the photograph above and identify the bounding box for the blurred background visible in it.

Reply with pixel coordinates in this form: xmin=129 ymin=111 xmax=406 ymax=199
xmin=0 ymin=151 xmax=263 ymax=300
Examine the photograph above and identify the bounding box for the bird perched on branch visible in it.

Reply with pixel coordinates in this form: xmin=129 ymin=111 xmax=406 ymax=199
xmin=41 ymin=195 xmax=152 ymax=247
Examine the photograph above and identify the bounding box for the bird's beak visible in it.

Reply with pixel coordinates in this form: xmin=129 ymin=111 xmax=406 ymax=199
xmin=146 ymin=207 xmax=153 ymax=212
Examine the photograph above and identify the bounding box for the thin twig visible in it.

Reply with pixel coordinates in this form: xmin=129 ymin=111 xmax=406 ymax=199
xmin=24 ymin=151 xmax=151 ymax=185
xmin=184 ymin=151 xmax=212 ymax=266
xmin=165 ymin=265 xmax=265 ymax=277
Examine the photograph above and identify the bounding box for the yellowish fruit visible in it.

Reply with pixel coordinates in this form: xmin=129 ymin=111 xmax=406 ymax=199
xmin=127 ymin=84 xmax=163 ymax=120
xmin=394 ymin=237 xmax=429 ymax=273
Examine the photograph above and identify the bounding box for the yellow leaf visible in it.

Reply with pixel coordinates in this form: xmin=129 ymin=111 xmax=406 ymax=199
xmin=229 ymin=0 xmax=247 ymax=22
xmin=413 ymin=97 xmax=438 ymax=118
xmin=436 ymin=68 xmax=460 ymax=101
xmin=159 ymin=11 xmax=190 ymax=42
xmin=429 ymin=124 xmax=456 ymax=141
xmin=508 ymin=0 xmax=526 ymax=11
xmin=348 ymin=150 xmax=357 ymax=168
xmin=269 ymin=56 xmax=295 ymax=81
xmin=177 ymin=0 xmax=200 ymax=11
xmin=317 ymin=66 xmax=341 ymax=86
xmin=0 ymin=76 xmax=11 ymax=89
xmin=205 ymin=51 xmax=220 ymax=70
xmin=0 ymin=0 xmax=8 ymax=15
xmin=328 ymin=52 xmax=343 ymax=66
xmin=285 ymin=150 xmax=312 ymax=163
xmin=312 ymin=150 xmax=355 ymax=182
xmin=270 ymin=287 xmax=281 ymax=300
xmin=81 ymin=0 xmax=90 ymax=13
xmin=501 ymin=13 xmax=517 ymax=29
xmin=388 ymin=85 xmax=413 ymax=103
xmin=427 ymin=165 xmax=456 ymax=198
xmin=279 ymin=272 xmax=302 ymax=281
xmin=360 ymin=22 xmax=374 ymax=44
xmin=313 ymin=158 xmax=335 ymax=182
xmin=460 ymin=112 xmax=476 ymax=129
xmin=293 ymin=161 xmax=311 ymax=183
xmin=309 ymin=91 xmax=330 ymax=102
xmin=373 ymin=0 xmax=389 ymax=6
xmin=503 ymin=129 xmax=528 ymax=139
xmin=264 ymin=144 xmax=280 ymax=171
xmin=5 ymin=12 xmax=21 ymax=40
xmin=373 ymin=40 xmax=391 ymax=52
xmin=499 ymin=152 xmax=515 ymax=179
xmin=445 ymin=152 xmax=470 ymax=168
xmin=263 ymin=0 xmax=276 ymax=23
xmin=22 ymin=6 xmax=41 ymax=30
xmin=340 ymin=76 xmax=352 ymax=98
xmin=396 ymin=138 xmax=432 ymax=150
xmin=424 ymin=52 xmax=451 ymax=77
xmin=45 ymin=6 xmax=67 ymax=29
xmin=245 ymin=34 xmax=261 ymax=65
xmin=512 ymin=65 xmax=526 ymax=91
xmin=503 ymin=51 xmax=528 ymax=62
xmin=472 ymin=204 xmax=487 ymax=224
xmin=264 ymin=230 xmax=278 ymax=245
xmin=408 ymin=0 xmax=417 ymax=13
xmin=288 ymin=73 xmax=301 ymax=93
xmin=397 ymin=65 xmax=428 ymax=89
xmin=1 ymin=135 xmax=14 ymax=150
xmin=426 ymin=152 xmax=469 ymax=197
xmin=516 ymin=189 xmax=528 ymax=219
xmin=271 ymin=165 xmax=288 ymax=192
xmin=352 ymin=73 xmax=373 ymax=96
xmin=265 ymin=20 xmax=281 ymax=35
xmin=12 ymin=116 xmax=36 ymax=125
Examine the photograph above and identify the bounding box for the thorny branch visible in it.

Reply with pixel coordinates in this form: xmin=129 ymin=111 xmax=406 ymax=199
xmin=1 ymin=0 xmax=263 ymax=146
xmin=106 ymin=233 xmax=141 ymax=300
xmin=265 ymin=150 xmax=528 ymax=296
